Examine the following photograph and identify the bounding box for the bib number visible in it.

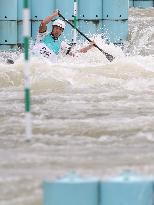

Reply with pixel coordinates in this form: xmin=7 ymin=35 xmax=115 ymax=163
xmin=40 ymin=46 xmax=51 ymax=58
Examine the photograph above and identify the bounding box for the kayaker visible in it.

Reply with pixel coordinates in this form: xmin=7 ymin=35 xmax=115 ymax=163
xmin=32 ymin=10 xmax=95 ymax=62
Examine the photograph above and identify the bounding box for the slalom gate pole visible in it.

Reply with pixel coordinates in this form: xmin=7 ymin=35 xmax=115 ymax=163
xmin=73 ymin=0 xmax=77 ymax=44
xmin=23 ymin=0 xmax=32 ymax=140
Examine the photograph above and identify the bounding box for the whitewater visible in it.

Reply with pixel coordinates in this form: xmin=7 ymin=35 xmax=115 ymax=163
xmin=0 ymin=8 xmax=154 ymax=205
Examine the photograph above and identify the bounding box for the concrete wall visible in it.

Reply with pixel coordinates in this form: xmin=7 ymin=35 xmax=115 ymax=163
xmin=0 ymin=0 xmax=129 ymax=50
xmin=129 ymin=0 xmax=154 ymax=8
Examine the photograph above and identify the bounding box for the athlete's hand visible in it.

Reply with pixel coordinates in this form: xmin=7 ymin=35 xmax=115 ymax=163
xmin=52 ymin=9 xmax=59 ymax=17
xmin=89 ymin=40 xmax=96 ymax=48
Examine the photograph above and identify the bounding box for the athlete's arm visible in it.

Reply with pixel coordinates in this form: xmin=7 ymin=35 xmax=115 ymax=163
xmin=78 ymin=41 xmax=96 ymax=53
xmin=39 ymin=10 xmax=59 ymax=33
xmin=61 ymin=41 xmax=96 ymax=57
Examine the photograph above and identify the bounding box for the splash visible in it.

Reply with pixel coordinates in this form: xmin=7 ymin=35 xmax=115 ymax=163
xmin=0 ymin=8 xmax=154 ymax=91
xmin=124 ymin=8 xmax=154 ymax=56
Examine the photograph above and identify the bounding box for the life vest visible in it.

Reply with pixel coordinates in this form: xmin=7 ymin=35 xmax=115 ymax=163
xmin=42 ymin=34 xmax=61 ymax=55
xmin=31 ymin=34 xmax=62 ymax=62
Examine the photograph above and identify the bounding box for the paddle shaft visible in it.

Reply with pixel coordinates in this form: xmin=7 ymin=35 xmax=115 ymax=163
xmin=58 ymin=12 xmax=114 ymax=61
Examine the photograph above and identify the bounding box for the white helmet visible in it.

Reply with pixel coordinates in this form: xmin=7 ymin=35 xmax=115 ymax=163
xmin=52 ymin=19 xmax=66 ymax=29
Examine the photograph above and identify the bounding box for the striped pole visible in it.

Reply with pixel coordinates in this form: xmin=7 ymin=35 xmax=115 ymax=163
xmin=23 ymin=0 xmax=32 ymax=140
xmin=73 ymin=0 xmax=77 ymax=44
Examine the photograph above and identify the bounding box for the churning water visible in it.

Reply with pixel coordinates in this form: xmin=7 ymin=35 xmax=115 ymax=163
xmin=0 ymin=8 xmax=154 ymax=205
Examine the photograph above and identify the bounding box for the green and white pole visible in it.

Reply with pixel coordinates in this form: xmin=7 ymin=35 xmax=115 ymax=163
xmin=73 ymin=0 xmax=77 ymax=44
xmin=23 ymin=0 xmax=32 ymax=140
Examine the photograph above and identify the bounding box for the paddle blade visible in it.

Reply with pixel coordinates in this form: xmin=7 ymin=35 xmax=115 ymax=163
xmin=105 ymin=53 xmax=114 ymax=62
xmin=94 ymin=44 xmax=114 ymax=62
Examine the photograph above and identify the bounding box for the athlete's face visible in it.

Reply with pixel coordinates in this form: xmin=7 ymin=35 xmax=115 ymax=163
xmin=52 ymin=26 xmax=64 ymax=38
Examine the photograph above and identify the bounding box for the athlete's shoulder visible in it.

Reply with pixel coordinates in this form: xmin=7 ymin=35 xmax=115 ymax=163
xmin=34 ymin=31 xmax=48 ymax=45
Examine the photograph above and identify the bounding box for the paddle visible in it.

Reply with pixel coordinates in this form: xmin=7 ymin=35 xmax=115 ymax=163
xmin=58 ymin=12 xmax=114 ymax=62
